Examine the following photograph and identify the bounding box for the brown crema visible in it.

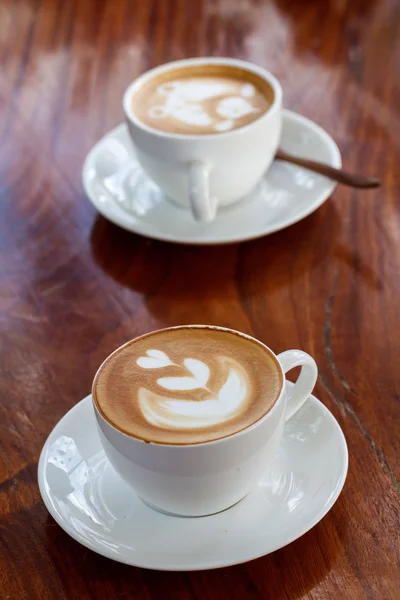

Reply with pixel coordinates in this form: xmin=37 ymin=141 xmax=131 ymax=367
xmin=93 ymin=326 xmax=283 ymax=445
xmin=131 ymin=64 xmax=273 ymax=135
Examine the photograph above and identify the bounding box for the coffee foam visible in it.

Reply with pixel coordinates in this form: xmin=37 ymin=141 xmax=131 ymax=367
xmin=131 ymin=64 xmax=273 ymax=136
xmin=93 ymin=327 xmax=283 ymax=445
xmin=138 ymin=355 xmax=249 ymax=430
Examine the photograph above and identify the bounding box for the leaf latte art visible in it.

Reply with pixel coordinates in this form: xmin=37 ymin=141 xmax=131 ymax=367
xmin=136 ymin=350 xmax=249 ymax=429
xmin=93 ymin=327 xmax=282 ymax=445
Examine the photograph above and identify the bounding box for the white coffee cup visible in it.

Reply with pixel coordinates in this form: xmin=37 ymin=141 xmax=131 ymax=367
xmin=93 ymin=326 xmax=317 ymax=517
xmin=123 ymin=58 xmax=282 ymax=222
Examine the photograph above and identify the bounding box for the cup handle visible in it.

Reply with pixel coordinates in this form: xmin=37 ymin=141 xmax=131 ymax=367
xmin=277 ymin=350 xmax=318 ymax=421
xmin=188 ymin=160 xmax=218 ymax=222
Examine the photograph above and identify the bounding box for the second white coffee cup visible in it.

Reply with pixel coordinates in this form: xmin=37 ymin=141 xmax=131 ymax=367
xmin=93 ymin=326 xmax=317 ymax=517
xmin=123 ymin=58 xmax=282 ymax=222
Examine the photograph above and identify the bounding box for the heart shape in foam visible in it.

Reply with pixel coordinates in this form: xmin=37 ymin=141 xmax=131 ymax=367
xmin=135 ymin=351 xmax=250 ymax=429
xmin=136 ymin=349 xmax=173 ymax=369
xmin=158 ymin=358 xmax=210 ymax=391
xmin=138 ymin=366 xmax=248 ymax=429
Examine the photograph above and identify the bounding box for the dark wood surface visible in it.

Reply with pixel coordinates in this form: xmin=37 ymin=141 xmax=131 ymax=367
xmin=1 ymin=0 xmax=399 ymax=598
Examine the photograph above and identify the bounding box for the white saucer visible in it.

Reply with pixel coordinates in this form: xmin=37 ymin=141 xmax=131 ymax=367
xmin=38 ymin=383 xmax=348 ymax=571
xmin=82 ymin=111 xmax=341 ymax=245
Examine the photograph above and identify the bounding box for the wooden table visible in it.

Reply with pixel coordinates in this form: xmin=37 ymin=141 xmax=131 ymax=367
xmin=1 ymin=0 xmax=399 ymax=598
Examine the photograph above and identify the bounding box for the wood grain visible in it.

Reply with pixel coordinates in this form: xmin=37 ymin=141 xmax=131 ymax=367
xmin=0 ymin=0 xmax=399 ymax=598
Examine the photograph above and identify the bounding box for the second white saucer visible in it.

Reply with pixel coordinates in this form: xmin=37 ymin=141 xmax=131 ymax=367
xmin=38 ymin=384 xmax=348 ymax=571
xmin=82 ymin=110 xmax=341 ymax=245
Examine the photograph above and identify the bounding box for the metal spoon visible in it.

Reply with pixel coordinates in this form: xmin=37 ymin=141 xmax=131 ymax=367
xmin=275 ymin=149 xmax=380 ymax=189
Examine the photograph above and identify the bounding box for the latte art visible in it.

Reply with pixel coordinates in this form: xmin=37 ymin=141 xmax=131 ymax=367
xmin=137 ymin=352 xmax=250 ymax=430
xmin=131 ymin=65 xmax=273 ymax=136
xmin=93 ymin=326 xmax=282 ymax=445
xmin=143 ymin=79 xmax=261 ymax=133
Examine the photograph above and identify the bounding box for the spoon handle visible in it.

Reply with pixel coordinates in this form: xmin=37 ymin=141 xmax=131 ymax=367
xmin=275 ymin=150 xmax=380 ymax=189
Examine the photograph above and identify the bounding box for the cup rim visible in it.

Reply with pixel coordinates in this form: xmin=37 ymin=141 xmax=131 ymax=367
xmin=92 ymin=324 xmax=286 ymax=448
xmin=122 ymin=57 xmax=282 ymax=141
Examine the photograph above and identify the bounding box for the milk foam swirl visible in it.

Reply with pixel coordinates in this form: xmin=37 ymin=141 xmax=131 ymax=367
xmin=146 ymin=79 xmax=260 ymax=132
xmin=93 ymin=326 xmax=282 ymax=445
xmin=136 ymin=350 xmax=249 ymax=429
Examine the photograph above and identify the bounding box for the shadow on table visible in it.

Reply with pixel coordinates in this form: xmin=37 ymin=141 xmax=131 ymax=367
xmin=90 ymin=199 xmax=380 ymax=331
xmin=44 ymin=507 xmax=343 ymax=599
xmin=89 ymin=201 xmax=339 ymax=326
xmin=273 ymin=0 xmax=380 ymax=64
